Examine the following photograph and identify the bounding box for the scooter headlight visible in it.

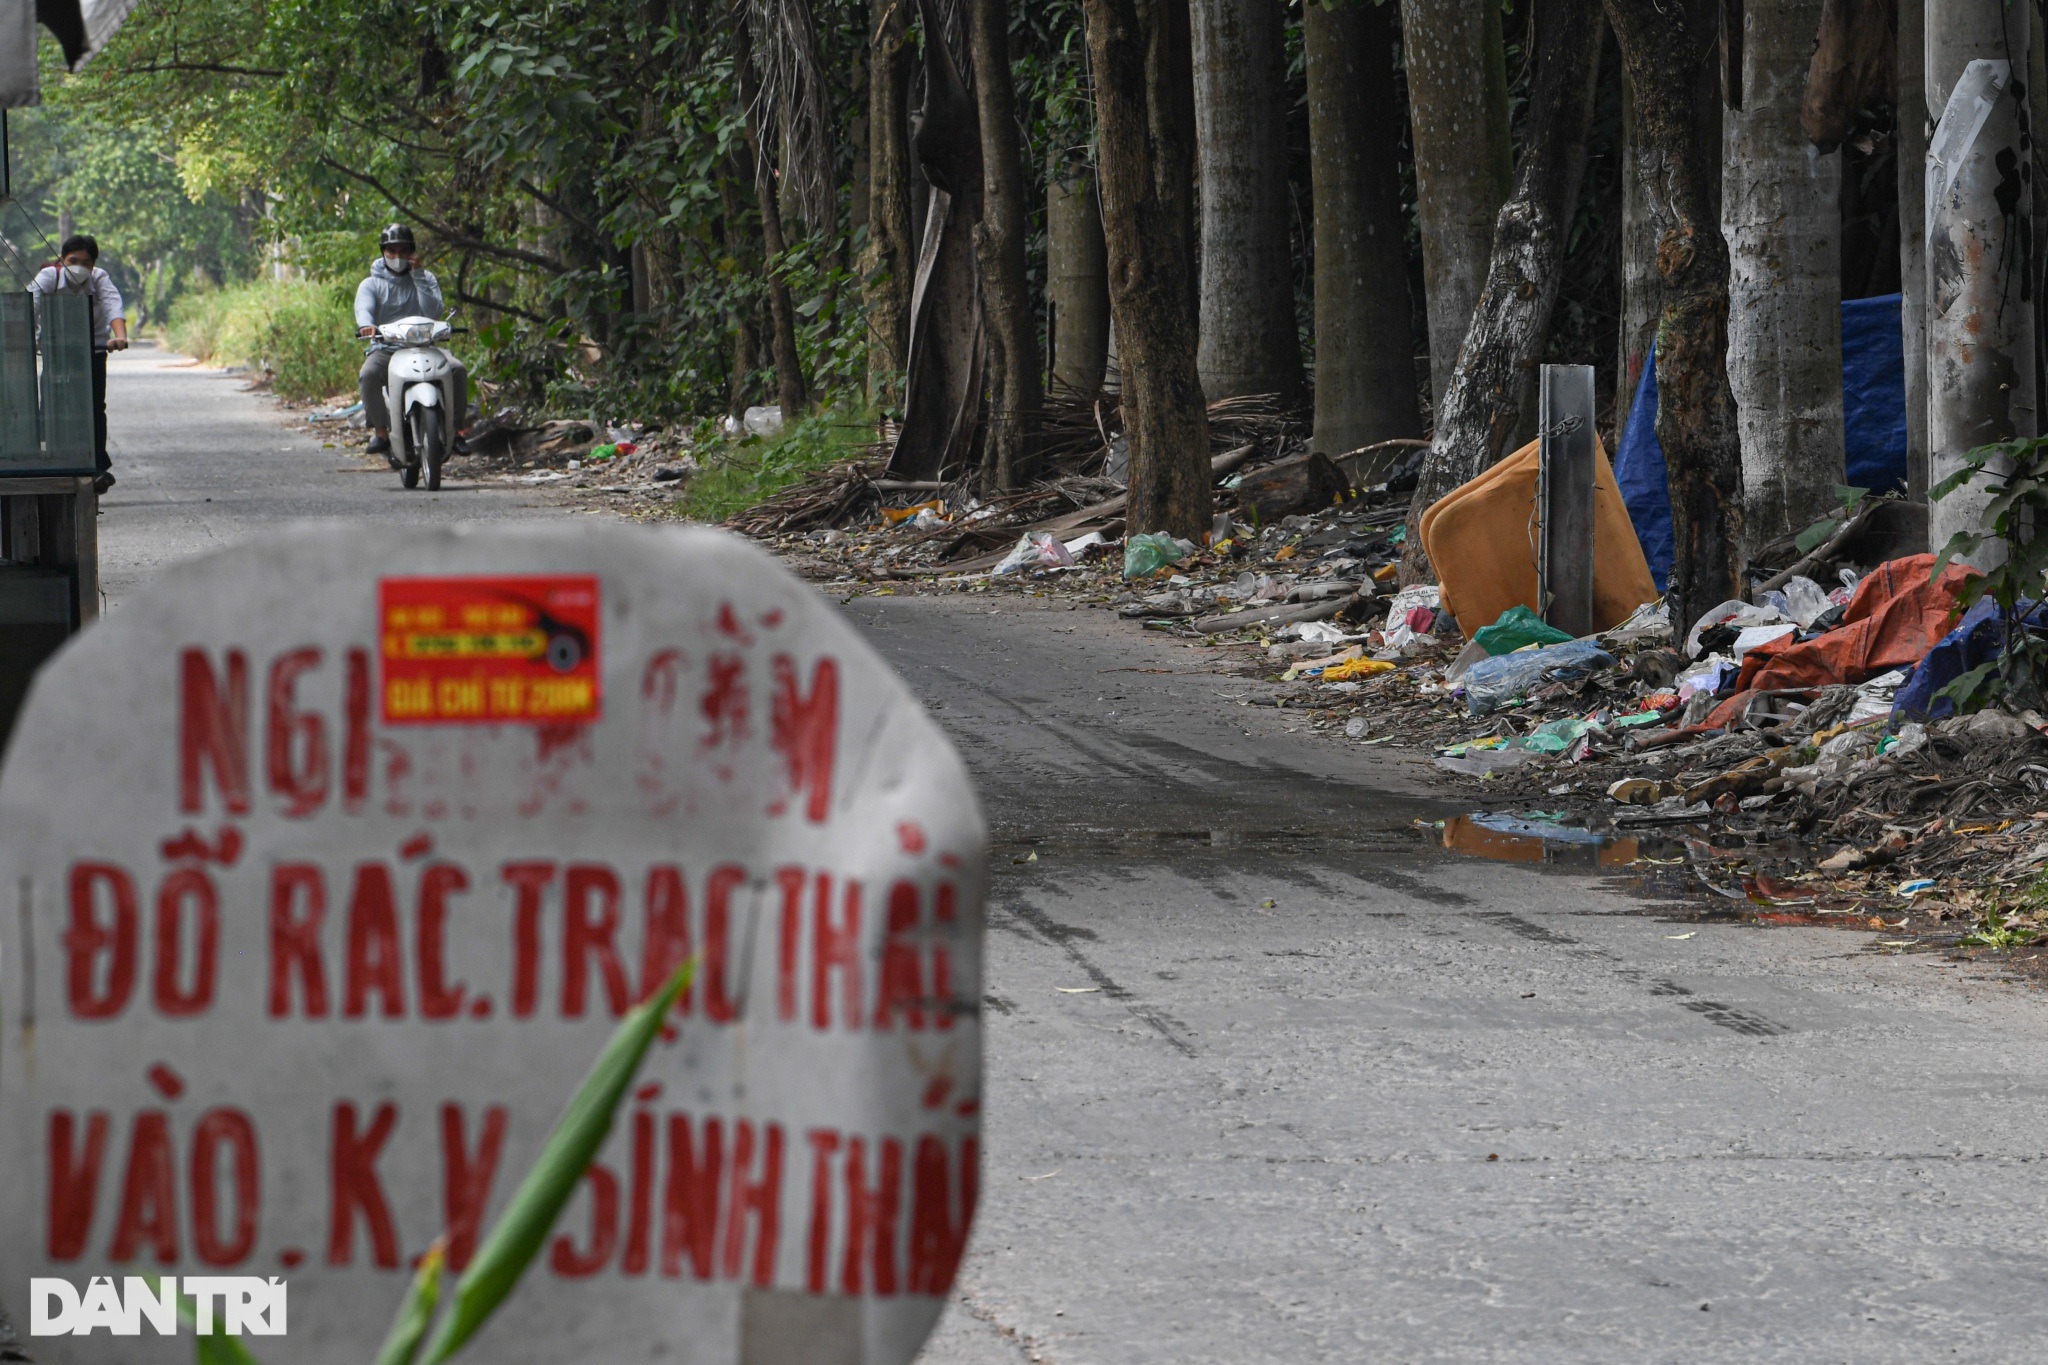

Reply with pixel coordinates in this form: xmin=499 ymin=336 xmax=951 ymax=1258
xmin=403 ymin=323 xmax=434 ymax=346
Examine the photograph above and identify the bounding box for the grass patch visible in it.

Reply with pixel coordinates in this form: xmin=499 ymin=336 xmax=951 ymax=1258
xmin=678 ymin=399 xmax=878 ymax=523
xmin=168 ymin=279 xmax=363 ymax=402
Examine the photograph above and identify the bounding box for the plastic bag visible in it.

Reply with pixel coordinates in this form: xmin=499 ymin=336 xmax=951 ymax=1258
xmin=1462 ymin=640 xmax=1616 ymax=715
xmin=1684 ymin=599 xmax=1787 ymax=657
xmin=1380 ymin=584 xmax=1442 ymax=652
xmin=1675 ymin=654 xmax=1736 ymax=699
xmin=1601 ymin=599 xmax=1672 ymax=644
xmin=1781 ymin=575 xmax=1832 ymax=628
xmin=743 ymin=404 xmax=784 ymax=437
xmin=1473 ymin=604 xmax=1574 ymax=656
xmin=1123 ymin=532 xmax=1193 ymax=579
xmin=995 ymin=531 xmax=1075 ymax=575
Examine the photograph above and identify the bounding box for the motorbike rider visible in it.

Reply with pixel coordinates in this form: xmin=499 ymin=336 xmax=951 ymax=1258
xmin=354 ymin=223 xmax=468 ymax=460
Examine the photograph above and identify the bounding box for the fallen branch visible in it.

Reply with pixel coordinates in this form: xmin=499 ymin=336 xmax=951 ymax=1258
xmin=1753 ymin=497 xmax=1884 ymax=596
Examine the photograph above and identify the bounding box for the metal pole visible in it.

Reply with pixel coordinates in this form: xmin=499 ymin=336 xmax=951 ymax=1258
xmin=1926 ymin=0 xmax=2034 ymax=567
xmin=1537 ymin=363 xmax=1597 ymax=637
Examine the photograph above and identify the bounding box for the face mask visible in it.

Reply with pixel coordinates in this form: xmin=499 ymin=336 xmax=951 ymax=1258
xmin=62 ymin=263 xmax=89 ymax=286
xmin=384 ymin=255 xmax=411 ymax=275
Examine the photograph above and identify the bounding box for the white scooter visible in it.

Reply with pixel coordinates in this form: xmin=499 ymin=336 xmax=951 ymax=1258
xmin=373 ymin=314 xmax=462 ymax=490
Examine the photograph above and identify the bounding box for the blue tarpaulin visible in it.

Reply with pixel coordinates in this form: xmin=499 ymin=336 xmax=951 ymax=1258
xmin=1611 ymin=294 xmax=1911 ymax=592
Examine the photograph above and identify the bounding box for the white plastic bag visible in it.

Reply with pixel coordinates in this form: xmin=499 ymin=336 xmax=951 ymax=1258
xmin=994 ymin=531 xmax=1075 ymax=575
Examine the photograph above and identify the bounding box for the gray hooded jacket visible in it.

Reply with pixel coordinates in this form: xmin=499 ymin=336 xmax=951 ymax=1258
xmin=354 ymin=257 xmax=446 ymax=351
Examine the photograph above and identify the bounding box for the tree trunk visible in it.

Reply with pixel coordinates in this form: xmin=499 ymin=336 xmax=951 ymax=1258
xmin=1400 ymin=0 xmax=1605 ymax=581
xmin=1188 ymin=0 xmax=1303 ymax=402
xmin=887 ymin=0 xmax=989 ymax=482
xmin=1897 ymin=0 xmax=1928 ymax=507
xmin=1604 ymin=0 xmax=1743 ymax=633
xmin=1926 ymin=0 xmax=2035 ymax=569
xmin=967 ymin=0 xmax=1042 ymax=491
xmin=865 ymin=0 xmax=917 ymax=408
xmin=1047 ymin=171 xmax=1111 ymax=398
xmin=1726 ymin=0 xmax=1844 ymax=556
xmin=733 ymin=4 xmax=809 ymax=418
xmin=718 ymin=175 xmax=762 ymax=416
xmin=1303 ymin=0 xmax=1422 ymax=464
xmin=1084 ymin=0 xmax=1213 ymax=539
xmin=1613 ymin=0 xmax=1719 ymax=442
xmin=1400 ymin=0 xmax=1513 ymax=416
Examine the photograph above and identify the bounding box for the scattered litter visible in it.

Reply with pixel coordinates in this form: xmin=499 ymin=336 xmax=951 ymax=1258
xmin=1663 ymin=932 xmax=1696 ymax=940
xmin=1054 ymin=987 xmax=1100 ymax=994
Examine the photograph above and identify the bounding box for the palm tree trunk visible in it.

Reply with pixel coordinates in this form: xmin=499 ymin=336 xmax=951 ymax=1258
xmin=1083 ymin=0 xmax=1212 ymax=539
xmin=1604 ymin=0 xmax=1744 ymax=632
xmin=1399 ymin=0 xmax=1513 ymax=415
xmin=967 ymin=0 xmax=1041 ymax=490
xmin=1302 ymin=0 xmax=1421 ymax=463
xmin=1188 ymin=0 xmax=1303 ymax=402
xmin=1726 ymin=0 xmax=1844 ymax=555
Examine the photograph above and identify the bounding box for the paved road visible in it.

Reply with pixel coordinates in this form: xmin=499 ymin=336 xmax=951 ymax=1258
xmin=88 ymin=351 xmax=2048 ymax=1362
xmin=97 ymin=344 xmax=571 ymax=612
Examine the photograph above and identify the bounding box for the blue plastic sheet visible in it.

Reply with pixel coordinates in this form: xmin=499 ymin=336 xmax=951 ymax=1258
xmin=1841 ymin=294 xmax=1909 ymax=496
xmin=1611 ymin=352 xmax=1672 ymax=592
xmin=1891 ymin=598 xmax=2048 ymax=723
xmin=1614 ymin=294 xmax=1912 ymax=593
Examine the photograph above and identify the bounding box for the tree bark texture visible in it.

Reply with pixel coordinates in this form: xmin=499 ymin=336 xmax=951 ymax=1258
xmin=1726 ymin=0 xmax=1845 ymax=556
xmin=1613 ymin=0 xmax=1720 ymax=442
xmin=732 ymin=12 xmax=810 ymax=419
xmin=1896 ymin=0 xmax=1928 ymax=505
xmin=1800 ymin=0 xmax=1896 ymax=152
xmin=967 ymin=0 xmax=1041 ymax=491
xmin=887 ymin=0 xmax=987 ymax=481
xmin=1048 ymin=173 xmax=1112 ymax=398
xmin=1084 ymin=0 xmax=1214 ymax=539
xmin=864 ymin=0 xmax=918 ymax=407
xmin=1400 ymin=0 xmax=1513 ymax=415
xmin=1926 ymin=0 xmax=2035 ymax=567
xmin=1400 ymin=0 xmax=1604 ymax=582
xmin=1303 ymin=0 xmax=1422 ymax=463
xmin=1188 ymin=0 xmax=1304 ymax=402
xmin=1604 ymin=0 xmax=1744 ymax=633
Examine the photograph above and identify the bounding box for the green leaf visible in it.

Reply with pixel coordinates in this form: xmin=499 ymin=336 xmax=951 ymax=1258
xmin=375 ymin=1237 xmax=447 ymax=1365
xmin=178 ymin=1292 xmax=265 ymax=1365
xmin=1794 ymin=515 xmax=1842 ymax=555
xmin=1832 ymin=484 xmax=1871 ymax=510
xmin=416 ymin=959 xmax=696 ymax=1365
xmin=1934 ymin=661 xmax=2000 ymax=715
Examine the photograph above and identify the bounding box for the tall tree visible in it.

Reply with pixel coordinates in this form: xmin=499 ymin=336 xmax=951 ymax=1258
xmin=733 ymin=0 xmax=809 ymax=418
xmin=1303 ymin=0 xmax=1422 ymax=462
xmin=1047 ymin=170 xmax=1112 ymax=397
xmin=1401 ymin=0 xmax=1604 ymax=579
xmin=865 ymin=0 xmax=918 ymax=407
xmin=1604 ymin=0 xmax=1743 ymax=631
xmin=1613 ymin=0 xmax=1719 ymax=440
xmin=1727 ymin=0 xmax=1844 ymax=555
xmin=1400 ymin=0 xmax=1513 ymax=414
xmin=1926 ymin=0 xmax=2034 ymax=567
xmin=1084 ymin=0 xmax=1212 ymax=538
xmin=1188 ymin=0 xmax=1303 ymax=402
xmin=967 ymin=0 xmax=1042 ymax=490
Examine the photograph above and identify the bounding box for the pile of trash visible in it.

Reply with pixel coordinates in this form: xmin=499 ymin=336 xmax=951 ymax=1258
xmin=741 ymin=414 xmax=2048 ymax=920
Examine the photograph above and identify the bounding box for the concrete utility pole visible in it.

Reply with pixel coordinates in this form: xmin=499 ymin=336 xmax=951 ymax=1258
xmin=1724 ymin=0 xmax=1845 ymax=556
xmin=1925 ymin=0 xmax=2034 ymax=566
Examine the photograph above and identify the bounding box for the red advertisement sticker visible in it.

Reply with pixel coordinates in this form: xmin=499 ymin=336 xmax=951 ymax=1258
xmin=379 ymin=574 xmax=601 ymax=724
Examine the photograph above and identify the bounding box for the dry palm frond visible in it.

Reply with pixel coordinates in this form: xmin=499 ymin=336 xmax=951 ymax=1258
xmin=744 ymin=0 xmax=836 ymax=233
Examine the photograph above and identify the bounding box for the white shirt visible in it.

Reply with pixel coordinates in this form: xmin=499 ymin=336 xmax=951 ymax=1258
xmin=29 ymin=264 xmax=126 ymax=350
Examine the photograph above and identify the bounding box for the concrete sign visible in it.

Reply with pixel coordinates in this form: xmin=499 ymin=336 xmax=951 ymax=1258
xmin=0 ymin=524 xmax=986 ymax=1364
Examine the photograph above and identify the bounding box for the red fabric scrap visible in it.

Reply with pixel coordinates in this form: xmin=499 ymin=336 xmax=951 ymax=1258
xmin=1732 ymin=554 xmax=1974 ymax=696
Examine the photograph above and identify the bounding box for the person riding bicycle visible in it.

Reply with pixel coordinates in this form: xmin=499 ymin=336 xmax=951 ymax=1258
xmin=355 ymin=223 xmax=468 ymax=460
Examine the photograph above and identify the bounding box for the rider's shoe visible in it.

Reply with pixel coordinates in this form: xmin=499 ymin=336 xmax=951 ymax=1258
xmin=92 ymin=471 xmax=115 ymax=496
xmin=453 ymin=434 xmax=471 ymax=455
xmin=366 ymin=433 xmax=391 ymax=455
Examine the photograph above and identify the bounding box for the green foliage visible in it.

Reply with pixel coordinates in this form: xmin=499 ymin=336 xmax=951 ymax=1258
xmin=1959 ymin=897 xmax=2046 ymax=950
xmin=1793 ymin=484 xmax=1872 ymax=555
xmin=179 ymin=1290 xmax=265 ymax=1365
xmin=373 ymin=1239 xmax=446 ymax=1365
xmin=168 ymin=280 xmax=363 ymax=402
xmin=680 ymin=398 xmax=877 ymax=523
xmin=414 ymin=960 xmax=696 ymax=1364
xmin=1929 ymin=437 xmax=2048 ymax=713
